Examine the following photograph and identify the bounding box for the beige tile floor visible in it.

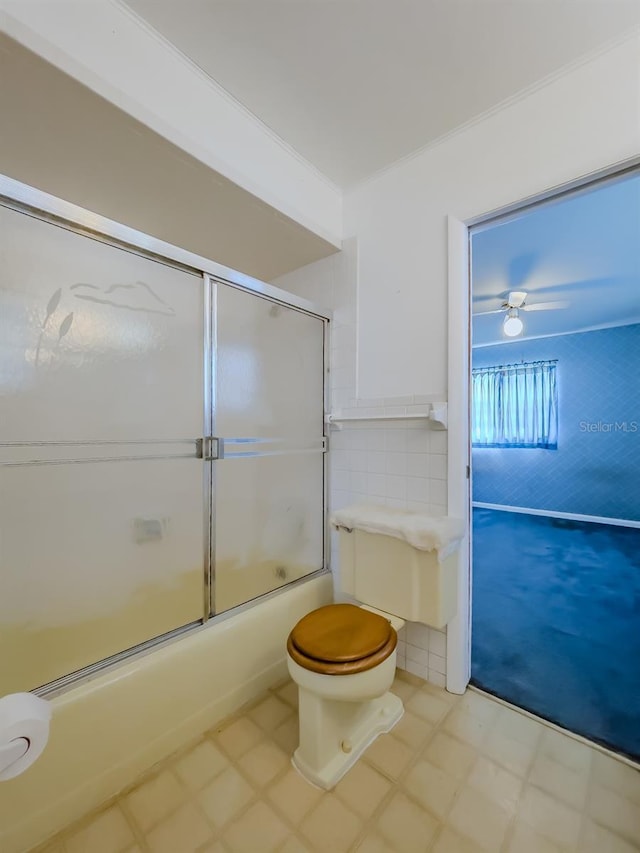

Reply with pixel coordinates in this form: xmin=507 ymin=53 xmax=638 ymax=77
xmin=34 ymin=673 xmax=640 ymax=853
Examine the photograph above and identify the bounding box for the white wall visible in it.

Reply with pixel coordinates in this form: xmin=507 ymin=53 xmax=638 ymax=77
xmin=0 ymin=0 xmax=342 ymax=248
xmin=275 ymin=30 xmax=640 ymax=688
xmin=346 ymin=31 xmax=640 ymax=400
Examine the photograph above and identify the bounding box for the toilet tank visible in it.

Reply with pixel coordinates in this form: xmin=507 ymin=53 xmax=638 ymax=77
xmin=338 ymin=527 xmax=458 ymax=629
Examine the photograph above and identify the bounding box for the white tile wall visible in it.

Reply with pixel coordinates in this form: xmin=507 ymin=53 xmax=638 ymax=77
xmin=273 ymin=240 xmax=448 ymax=688
xmin=396 ymin=624 xmax=448 ymax=687
xmin=329 ymin=418 xmax=448 ymax=518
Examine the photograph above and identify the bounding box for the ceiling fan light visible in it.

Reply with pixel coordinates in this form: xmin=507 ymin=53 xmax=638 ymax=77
xmin=504 ymin=309 xmax=523 ymax=337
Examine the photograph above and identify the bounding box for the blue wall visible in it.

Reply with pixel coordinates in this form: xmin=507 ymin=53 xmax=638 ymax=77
xmin=472 ymin=323 xmax=640 ymax=521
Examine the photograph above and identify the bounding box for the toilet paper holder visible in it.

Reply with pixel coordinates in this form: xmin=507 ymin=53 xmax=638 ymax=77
xmin=0 ymin=693 xmax=52 ymax=781
xmin=0 ymin=737 xmax=30 ymax=777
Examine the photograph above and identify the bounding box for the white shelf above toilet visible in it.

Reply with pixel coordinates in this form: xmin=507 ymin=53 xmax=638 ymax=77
xmin=326 ymin=402 xmax=447 ymax=429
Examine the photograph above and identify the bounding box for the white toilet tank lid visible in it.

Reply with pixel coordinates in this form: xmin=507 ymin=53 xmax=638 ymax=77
xmin=331 ymin=504 xmax=464 ymax=561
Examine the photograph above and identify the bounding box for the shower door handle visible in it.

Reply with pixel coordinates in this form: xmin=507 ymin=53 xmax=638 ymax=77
xmin=196 ymin=437 xmax=222 ymax=461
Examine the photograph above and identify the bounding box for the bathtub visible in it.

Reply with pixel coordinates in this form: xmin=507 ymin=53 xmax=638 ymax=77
xmin=0 ymin=573 xmax=332 ymax=853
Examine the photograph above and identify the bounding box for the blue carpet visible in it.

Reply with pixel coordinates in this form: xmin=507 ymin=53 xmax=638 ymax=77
xmin=471 ymin=507 xmax=640 ymax=760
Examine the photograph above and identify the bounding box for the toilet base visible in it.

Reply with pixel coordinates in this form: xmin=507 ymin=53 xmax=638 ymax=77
xmin=291 ymin=690 xmax=403 ymax=790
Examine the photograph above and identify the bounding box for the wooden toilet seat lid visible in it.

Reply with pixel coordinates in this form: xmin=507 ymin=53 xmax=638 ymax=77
xmin=288 ymin=603 xmax=395 ymax=666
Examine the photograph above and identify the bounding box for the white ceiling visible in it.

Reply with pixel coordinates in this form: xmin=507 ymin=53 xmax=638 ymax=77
xmin=122 ymin=0 xmax=640 ymax=188
xmin=472 ymin=173 xmax=640 ymax=347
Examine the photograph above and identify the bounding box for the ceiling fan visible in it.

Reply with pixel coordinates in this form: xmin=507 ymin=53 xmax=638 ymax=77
xmin=474 ymin=290 xmax=570 ymax=337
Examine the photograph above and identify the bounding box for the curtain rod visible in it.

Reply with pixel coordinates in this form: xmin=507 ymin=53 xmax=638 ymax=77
xmin=472 ymin=359 xmax=558 ymax=372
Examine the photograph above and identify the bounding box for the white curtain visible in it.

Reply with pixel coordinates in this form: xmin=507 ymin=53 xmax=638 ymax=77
xmin=472 ymin=361 xmax=558 ymax=448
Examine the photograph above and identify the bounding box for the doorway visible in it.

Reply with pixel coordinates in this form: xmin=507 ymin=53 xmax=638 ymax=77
xmin=468 ymin=170 xmax=640 ymax=759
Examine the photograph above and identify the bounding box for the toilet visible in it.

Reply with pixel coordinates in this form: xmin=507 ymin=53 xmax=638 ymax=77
xmin=286 ymin=505 xmax=463 ymax=789
xmin=287 ymin=602 xmax=404 ymax=789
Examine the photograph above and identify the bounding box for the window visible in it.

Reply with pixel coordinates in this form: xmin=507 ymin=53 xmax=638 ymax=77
xmin=472 ymin=360 xmax=558 ymax=448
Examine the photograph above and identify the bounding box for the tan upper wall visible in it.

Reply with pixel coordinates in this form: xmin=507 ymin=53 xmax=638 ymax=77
xmin=0 ymin=34 xmax=339 ymax=282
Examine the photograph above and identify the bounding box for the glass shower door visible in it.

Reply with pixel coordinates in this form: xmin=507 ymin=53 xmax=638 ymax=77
xmin=0 ymin=205 xmax=206 ymax=693
xmin=212 ymin=281 xmax=325 ymax=613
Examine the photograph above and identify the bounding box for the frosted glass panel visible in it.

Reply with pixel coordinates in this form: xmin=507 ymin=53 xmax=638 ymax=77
xmin=215 ymin=284 xmax=324 ymax=442
xmin=0 ymin=459 xmax=204 ymax=694
xmin=0 ymin=204 xmax=206 ymax=692
xmin=215 ymin=453 xmax=324 ymax=611
xmin=0 ymin=200 xmax=326 ymax=686
xmin=214 ymin=284 xmax=325 ymax=612
xmin=0 ymin=205 xmax=203 ymax=442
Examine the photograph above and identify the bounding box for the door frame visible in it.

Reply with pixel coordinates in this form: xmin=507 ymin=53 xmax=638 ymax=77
xmin=445 ymin=155 xmax=640 ymax=695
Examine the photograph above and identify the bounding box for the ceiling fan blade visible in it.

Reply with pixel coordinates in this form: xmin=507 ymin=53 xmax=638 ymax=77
xmin=473 ymin=308 xmax=505 ymax=317
xmin=471 ymin=293 xmax=506 ymax=304
xmin=522 ymin=300 xmax=570 ymax=312
xmin=473 ymin=274 xmax=631 ymax=308
xmin=520 ymin=275 xmax=631 ymax=297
